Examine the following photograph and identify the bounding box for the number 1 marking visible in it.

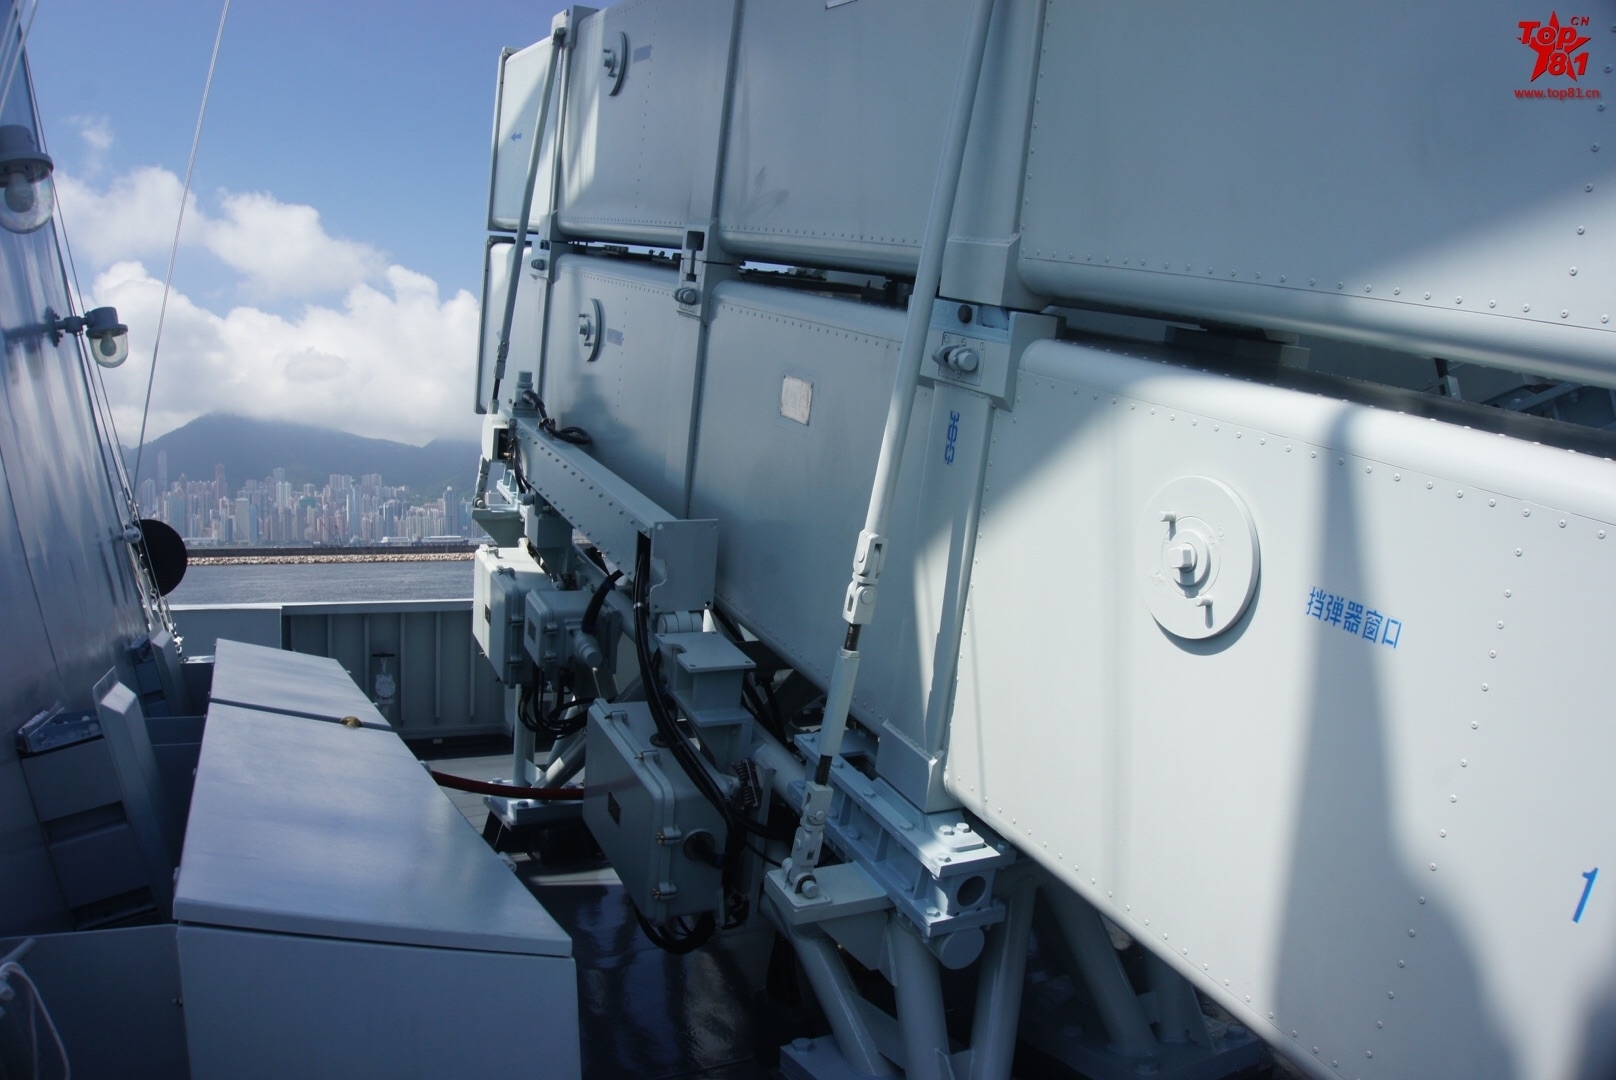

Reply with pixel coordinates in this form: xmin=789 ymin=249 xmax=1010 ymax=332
xmin=1574 ymin=868 xmax=1599 ymax=923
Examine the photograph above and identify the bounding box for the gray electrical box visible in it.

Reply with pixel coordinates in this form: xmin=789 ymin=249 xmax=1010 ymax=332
xmin=472 ymin=546 xmax=549 ymax=686
xmin=583 ymin=702 xmax=724 ymax=924
xmin=522 ymin=584 xmax=620 ymax=678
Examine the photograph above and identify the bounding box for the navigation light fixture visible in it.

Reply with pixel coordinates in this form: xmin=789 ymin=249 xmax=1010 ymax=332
xmin=48 ymin=306 xmax=129 ymax=367
xmin=0 ymin=125 xmax=54 ymax=234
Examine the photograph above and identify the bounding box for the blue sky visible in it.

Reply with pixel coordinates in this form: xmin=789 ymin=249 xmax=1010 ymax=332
xmin=25 ymin=1 xmax=553 ymax=444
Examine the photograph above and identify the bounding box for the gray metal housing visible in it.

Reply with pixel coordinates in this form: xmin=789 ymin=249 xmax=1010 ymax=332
xmin=0 ymin=30 xmax=158 ymax=938
xmin=465 ymin=3 xmax=1616 ymax=1076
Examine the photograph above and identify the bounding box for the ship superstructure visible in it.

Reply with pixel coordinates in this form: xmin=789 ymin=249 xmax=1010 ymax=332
xmin=4 ymin=4 xmax=1616 ymax=1080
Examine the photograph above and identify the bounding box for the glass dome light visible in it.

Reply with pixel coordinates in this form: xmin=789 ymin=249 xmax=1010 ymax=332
xmin=46 ymin=305 xmax=129 ymax=367
xmin=83 ymin=307 xmax=129 ymax=368
xmin=0 ymin=124 xmax=54 ymax=234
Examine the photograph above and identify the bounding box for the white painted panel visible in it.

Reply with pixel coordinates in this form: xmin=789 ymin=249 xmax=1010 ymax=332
xmin=476 ymin=235 xmax=545 ymax=414
xmin=718 ymin=0 xmax=1043 ymax=295
xmin=488 ymin=39 xmax=560 ymax=233
xmin=541 ymin=254 xmax=699 ymax=515
xmin=178 ymin=701 xmax=571 ymax=958
xmin=950 ymin=339 xmax=1616 ymax=1079
xmin=691 ymin=282 xmax=941 ymax=747
xmin=1020 ymin=2 xmax=1616 ymax=386
xmin=559 ymin=0 xmax=738 ymax=247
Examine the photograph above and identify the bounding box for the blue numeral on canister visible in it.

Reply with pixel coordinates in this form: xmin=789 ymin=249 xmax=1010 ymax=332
xmin=1574 ymin=868 xmax=1599 ymax=923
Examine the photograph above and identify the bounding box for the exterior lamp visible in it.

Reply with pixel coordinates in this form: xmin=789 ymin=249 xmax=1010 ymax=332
xmin=0 ymin=125 xmax=54 ymax=234
xmin=47 ymin=306 xmax=129 ymax=368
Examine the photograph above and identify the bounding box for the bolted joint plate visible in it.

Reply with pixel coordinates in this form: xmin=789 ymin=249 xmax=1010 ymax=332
xmin=795 ymin=731 xmax=1013 ymax=939
xmin=764 ymin=862 xmax=892 ymax=928
xmin=920 ymin=304 xmax=1061 ymax=410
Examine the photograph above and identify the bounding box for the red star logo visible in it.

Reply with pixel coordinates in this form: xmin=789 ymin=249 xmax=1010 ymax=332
xmin=1520 ymin=13 xmax=1591 ymax=81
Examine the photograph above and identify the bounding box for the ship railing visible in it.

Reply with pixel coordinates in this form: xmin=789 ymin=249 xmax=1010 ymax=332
xmin=169 ymin=600 xmax=508 ymax=741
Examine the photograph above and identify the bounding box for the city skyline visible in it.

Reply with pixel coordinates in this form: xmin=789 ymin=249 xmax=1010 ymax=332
xmin=135 ymin=448 xmax=480 ymax=546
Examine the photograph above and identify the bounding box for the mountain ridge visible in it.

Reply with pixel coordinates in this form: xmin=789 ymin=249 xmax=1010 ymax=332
xmin=125 ymin=413 xmax=481 ymax=497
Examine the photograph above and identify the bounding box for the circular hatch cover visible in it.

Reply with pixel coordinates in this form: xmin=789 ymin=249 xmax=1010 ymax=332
xmin=1135 ymin=476 xmax=1259 ymax=640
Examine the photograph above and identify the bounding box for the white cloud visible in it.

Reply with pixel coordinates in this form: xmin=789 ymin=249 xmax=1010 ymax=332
xmin=51 ymin=127 xmax=483 ymax=447
xmin=69 ymin=114 xmax=113 ymax=156
xmin=201 ymin=190 xmax=384 ymax=297
xmin=55 ymin=166 xmax=198 ymax=268
xmin=92 ymin=259 xmax=481 ymax=446
xmin=57 ymin=166 xmax=386 ymax=300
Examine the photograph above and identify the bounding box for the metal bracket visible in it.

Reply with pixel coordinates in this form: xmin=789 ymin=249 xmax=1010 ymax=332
xmin=920 ymin=304 xmax=1060 ymax=410
xmin=674 ymin=229 xmax=708 ymax=318
xmin=765 ymin=861 xmax=892 ymax=927
xmin=794 ymin=730 xmax=1014 ymax=940
xmin=513 ymin=420 xmax=717 ymax=614
xmin=656 ymin=631 xmax=753 ymax=721
xmin=672 ymin=227 xmax=740 ymax=320
xmin=485 ymin=793 xmax=582 ymax=830
xmin=657 ymin=630 xmax=754 ymax=762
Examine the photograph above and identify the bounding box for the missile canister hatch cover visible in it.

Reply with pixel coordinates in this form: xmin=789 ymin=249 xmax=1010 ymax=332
xmin=1135 ymin=476 xmax=1259 ymax=640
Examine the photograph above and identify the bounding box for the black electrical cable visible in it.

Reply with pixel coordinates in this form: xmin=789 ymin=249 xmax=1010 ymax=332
xmin=534 ymin=396 xmax=592 ymax=445
xmin=517 ymin=680 xmax=543 ymax=734
xmin=633 ymin=544 xmax=794 ymax=850
xmin=634 ymin=908 xmax=716 ymax=954
xmin=627 ymin=536 xmax=804 ymax=953
xmin=582 ymin=569 xmax=622 ymax=635
xmin=631 ymin=538 xmax=763 ymax=941
xmin=431 ymin=771 xmax=583 ymax=800
xmin=520 ymin=671 xmax=592 ymax=737
xmin=745 ymin=840 xmax=783 ymax=867
xmin=542 ymin=695 xmax=594 ymax=737
xmin=740 ymin=676 xmax=789 ymax=749
xmin=633 ymin=538 xmax=734 ymax=822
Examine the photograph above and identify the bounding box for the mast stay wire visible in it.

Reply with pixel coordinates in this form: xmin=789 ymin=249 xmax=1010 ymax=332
xmin=9 ymin=13 xmax=173 ymax=634
xmin=131 ymin=0 xmax=230 ymax=490
xmin=28 ymin=54 xmax=171 ymax=627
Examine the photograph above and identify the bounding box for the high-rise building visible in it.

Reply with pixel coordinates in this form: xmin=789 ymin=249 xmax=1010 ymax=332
xmin=164 ymin=491 xmax=185 ymax=531
xmin=157 ymin=450 xmax=168 ymax=496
